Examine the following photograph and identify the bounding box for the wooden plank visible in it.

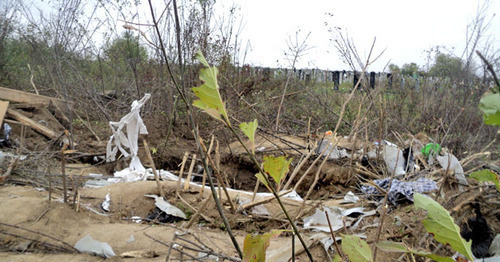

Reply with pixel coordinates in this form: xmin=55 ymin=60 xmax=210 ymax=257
xmin=49 ymin=100 xmax=71 ymax=128
xmin=6 ymin=108 xmax=60 ymax=140
xmin=0 ymin=86 xmax=71 ymax=109
xmin=0 ymin=101 xmax=8 ymax=124
xmin=40 ymin=108 xmax=65 ymax=131
xmin=8 ymin=102 xmax=45 ymax=109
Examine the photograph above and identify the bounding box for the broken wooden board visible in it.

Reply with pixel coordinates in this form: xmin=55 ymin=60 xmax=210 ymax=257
xmin=0 ymin=86 xmax=72 ymax=110
xmin=6 ymin=108 xmax=61 ymax=140
xmin=0 ymin=101 xmax=8 ymax=125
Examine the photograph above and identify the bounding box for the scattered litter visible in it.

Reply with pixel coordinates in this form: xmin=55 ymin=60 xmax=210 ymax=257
xmin=81 ymin=204 xmax=110 ymax=217
xmin=402 ymin=147 xmax=415 ymax=172
xmin=315 ymin=139 xmax=350 ymax=159
xmin=361 ymin=177 xmax=438 ymax=205
xmin=1 ymin=151 xmax=28 ymax=161
xmin=84 ymin=179 xmax=114 ymax=189
xmin=489 ymin=234 xmax=500 ymax=257
xmin=120 ymin=250 xmax=157 ymax=258
xmin=198 ymin=252 xmax=220 ymax=261
xmin=88 ymin=173 xmax=103 ymax=178
xmin=126 ymin=235 xmax=135 ymax=243
xmin=145 ymin=194 xmax=187 ymax=220
xmin=130 ymin=216 xmax=142 ymax=223
xmin=109 ymin=167 xmax=148 ymax=183
xmin=461 ymin=204 xmax=493 ymax=258
xmin=237 ymin=198 xmax=271 ymax=216
xmin=382 ymin=141 xmax=406 ymax=176
xmin=0 ymin=123 xmax=12 ymax=146
xmin=437 ymin=153 xmax=468 ymax=185
xmin=106 ymin=93 xmax=150 ymax=172
xmin=303 ymin=206 xmax=374 ymax=232
xmin=342 ymin=191 xmax=359 ymax=204
xmin=312 ymin=232 xmax=367 ymax=253
xmin=256 ymin=146 xmax=266 ymax=152
xmin=101 ymin=193 xmax=110 ymax=212
xmin=74 ymin=234 xmax=115 ymax=258
xmin=421 ymin=142 xmax=440 ymax=165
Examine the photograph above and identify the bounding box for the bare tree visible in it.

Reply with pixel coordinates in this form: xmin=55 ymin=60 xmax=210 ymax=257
xmin=275 ymin=30 xmax=311 ymax=131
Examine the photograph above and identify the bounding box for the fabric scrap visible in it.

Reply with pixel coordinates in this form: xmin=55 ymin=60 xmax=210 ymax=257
xmin=361 ymin=177 xmax=437 ymax=205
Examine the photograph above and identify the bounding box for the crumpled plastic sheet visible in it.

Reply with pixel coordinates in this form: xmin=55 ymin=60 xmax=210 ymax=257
xmin=145 ymin=194 xmax=187 ymax=219
xmin=237 ymin=198 xmax=271 ymax=216
xmin=382 ymin=141 xmax=406 ymax=176
xmin=303 ymin=206 xmax=375 ymax=233
xmin=342 ymin=191 xmax=359 ymax=204
xmin=74 ymin=235 xmax=115 ymax=258
xmin=361 ymin=177 xmax=438 ymax=205
xmin=437 ymin=153 xmax=468 ymax=185
xmin=311 ymin=232 xmax=367 ymax=254
xmin=106 ymin=94 xmax=150 ymax=172
xmin=315 ymin=139 xmax=351 ymax=159
xmin=101 ymin=193 xmax=111 ymax=212
xmin=0 ymin=123 xmax=11 ymax=144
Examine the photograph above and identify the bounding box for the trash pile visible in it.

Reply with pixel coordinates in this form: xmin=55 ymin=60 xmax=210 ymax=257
xmin=0 ymin=88 xmax=498 ymax=261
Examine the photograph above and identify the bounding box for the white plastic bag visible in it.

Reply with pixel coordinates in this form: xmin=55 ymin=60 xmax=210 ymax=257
xmin=437 ymin=153 xmax=468 ymax=185
xmin=106 ymin=94 xmax=150 ymax=172
xmin=383 ymin=142 xmax=406 ymax=176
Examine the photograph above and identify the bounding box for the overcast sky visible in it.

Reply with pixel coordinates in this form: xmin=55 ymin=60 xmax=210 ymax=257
xmin=214 ymin=0 xmax=499 ymax=72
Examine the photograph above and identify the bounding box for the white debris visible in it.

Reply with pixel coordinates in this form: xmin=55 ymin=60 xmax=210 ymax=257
xmin=106 ymin=93 xmax=150 ymax=172
xmin=144 ymin=195 xmax=186 ymax=219
xmin=342 ymin=191 xmax=359 ymax=203
xmin=303 ymin=206 xmax=375 ymax=233
xmin=237 ymin=198 xmax=271 ymax=216
xmin=101 ymin=193 xmax=111 ymax=212
xmin=382 ymin=141 xmax=406 ymax=176
xmin=437 ymin=153 xmax=468 ymax=185
xmin=74 ymin=235 xmax=116 ymax=258
xmin=316 ymin=140 xmax=351 ymax=159
xmin=489 ymin=234 xmax=500 ymax=257
xmin=131 ymin=216 xmax=142 ymax=223
xmin=126 ymin=235 xmax=135 ymax=243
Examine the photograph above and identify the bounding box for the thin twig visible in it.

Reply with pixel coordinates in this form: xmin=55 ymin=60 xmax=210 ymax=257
xmin=0 ymin=222 xmax=78 ymax=252
xmin=325 ymin=211 xmax=345 ymax=259
xmin=143 ymin=139 xmax=165 ymax=198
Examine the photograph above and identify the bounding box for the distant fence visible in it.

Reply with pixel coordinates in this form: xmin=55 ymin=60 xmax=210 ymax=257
xmin=240 ymin=66 xmax=431 ymax=90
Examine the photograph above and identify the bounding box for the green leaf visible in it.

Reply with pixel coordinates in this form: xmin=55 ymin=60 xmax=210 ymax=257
xmin=376 ymin=241 xmax=454 ymax=262
xmin=470 ymin=169 xmax=500 ymax=192
xmin=414 ymin=193 xmax=474 ymax=260
xmin=255 ymin=173 xmax=271 ymax=191
xmin=332 ymin=254 xmax=342 ymax=262
xmin=425 ymin=254 xmax=455 ymax=262
xmin=262 ymin=156 xmax=292 ymax=187
xmin=341 ymin=234 xmax=372 ymax=262
xmin=191 ymin=51 xmax=229 ymax=124
xmin=240 ymin=119 xmax=258 ymax=154
xmin=376 ymin=241 xmax=408 ymax=253
xmin=479 ymin=93 xmax=500 ymax=125
xmin=243 ymin=230 xmax=285 ymax=262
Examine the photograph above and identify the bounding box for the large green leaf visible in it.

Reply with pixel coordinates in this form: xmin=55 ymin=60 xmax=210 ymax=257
xmin=470 ymin=169 xmax=500 ymax=192
xmin=243 ymin=230 xmax=284 ymax=262
xmin=262 ymin=156 xmax=292 ymax=187
xmin=240 ymin=119 xmax=258 ymax=154
xmin=341 ymin=234 xmax=372 ymax=262
xmin=376 ymin=241 xmax=454 ymax=262
xmin=191 ymin=51 xmax=229 ymax=124
xmin=414 ymin=193 xmax=474 ymax=260
xmin=479 ymin=93 xmax=500 ymax=125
